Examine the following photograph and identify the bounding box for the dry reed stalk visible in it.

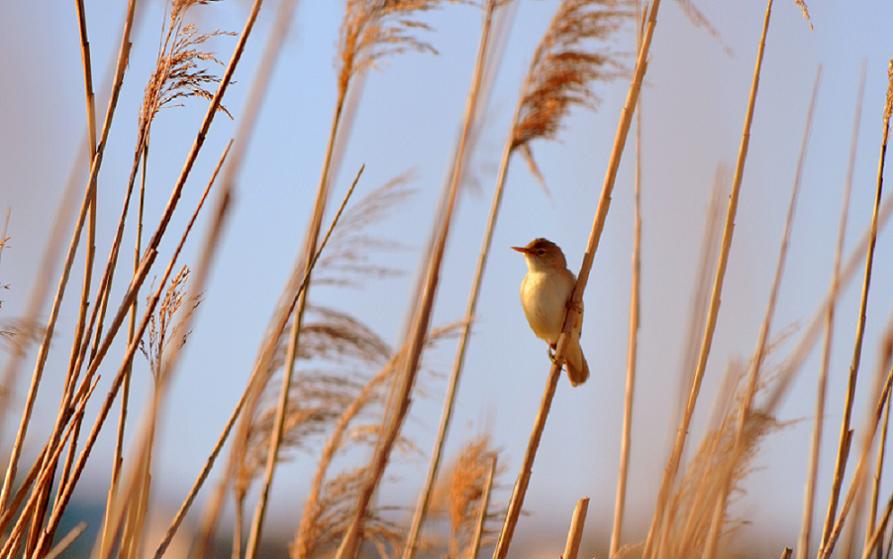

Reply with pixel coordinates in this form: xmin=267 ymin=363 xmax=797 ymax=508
xmin=867 ymin=394 xmax=892 ymax=555
xmin=44 ymin=522 xmax=87 ymax=559
xmin=400 ymin=3 xmax=503 ymax=555
xmin=407 ymin=0 xmax=630 ymax=555
xmin=842 ymin=340 xmax=893 ymax=559
xmin=494 ymin=1 xmax=661 ymax=555
xmin=467 ymin=455 xmax=496 ymax=559
xmin=27 ymin=140 xmax=231 ymax=559
xmin=0 ymin=377 xmax=98 ymax=559
xmin=24 ymin=0 xmax=98 ymax=539
xmin=24 ymin=3 xmax=236 ymax=547
xmin=181 ymin=2 xmax=301 ymax=554
xmin=68 ymin=0 xmax=99 ymax=442
xmin=332 ymin=3 xmax=501 ymax=555
xmin=0 ymin=446 xmax=49 ymax=538
xmin=562 ymin=497 xmax=590 ymax=559
xmin=864 ymin=495 xmax=893 ymax=559
xmin=821 ymin=60 xmax=893 ymax=552
xmin=244 ymin=2 xmax=451 ymax=553
xmin=819 ymin=363 xmax=893 ymax=559
xmin=643 ymin=2 xmax=773 ymax=554
xmin=610 ymin=6 xmax=644 ymax=557
xmin=703 ymin=64 xmax=821 ymax=559
xmin=97 ymin=142 xmax=148 ymax=559
xmin=151 ymin=165 xmax=365 ymax=559
xmin=797 ymin=63 xmax=866 ymax=559
xmin=674 ymin=170 xmax=725 ymax=421
xmin=0 ymin=0 xmax=138 ymax=512
xmin=780 ymin=547 xmax=793 ymax=559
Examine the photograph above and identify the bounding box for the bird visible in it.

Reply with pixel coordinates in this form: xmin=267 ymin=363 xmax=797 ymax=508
xmin=512 ymin=237 xmax=589 ymax=386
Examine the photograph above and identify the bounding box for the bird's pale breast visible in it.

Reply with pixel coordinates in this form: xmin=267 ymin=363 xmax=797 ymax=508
xmin=519 ymin=268 xmax=575 ymax=344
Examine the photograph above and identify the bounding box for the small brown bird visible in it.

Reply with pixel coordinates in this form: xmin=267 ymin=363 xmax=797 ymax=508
xmin=512 ymin=238 xmax=589 ymax=386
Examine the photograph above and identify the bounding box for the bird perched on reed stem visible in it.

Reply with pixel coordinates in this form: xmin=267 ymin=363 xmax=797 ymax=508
xmin=512 ymin=238 xmax=589 ymax=386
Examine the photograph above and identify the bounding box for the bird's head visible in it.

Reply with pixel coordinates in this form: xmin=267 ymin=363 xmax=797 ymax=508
xmin=512 ymin=237 xmax=567 ymax=271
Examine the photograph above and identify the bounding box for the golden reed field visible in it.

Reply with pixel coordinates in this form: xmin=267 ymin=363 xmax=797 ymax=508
xmin=2 ymin=0 xmax=893 ymax=557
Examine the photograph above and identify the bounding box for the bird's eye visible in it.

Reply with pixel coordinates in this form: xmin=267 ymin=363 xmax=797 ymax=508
xmin=536 ymin=249 xmax=545 ymax=255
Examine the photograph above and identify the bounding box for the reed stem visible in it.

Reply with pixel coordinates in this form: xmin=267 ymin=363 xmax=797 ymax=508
xmin=821 ymin=59 xmax=893 ymax=554
xmin=494 ymin=1 xmax=662 ymax=555
xmin=797 ymin=63 xmax=866 ymax=559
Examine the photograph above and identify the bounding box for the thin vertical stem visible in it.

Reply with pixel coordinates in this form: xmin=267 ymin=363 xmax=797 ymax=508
xmin=644 ymin=2 xmax=772 ymax=554
xmin=797 ymin=63 xmax=866 ymax=559
xmin=820 ymin=363 xmax=893 ymax=559
xmin=704 ymin=63 xmax=819 ymax=559
xmin=561 ymin=498 xmax=590 ymax=559
xmin=467 ymin=456 xmax=497 ymax=559
xmin=609 ymin=5 xmax=644 ymax=557
xmin=821 ymin=60 xmax=893 ymax=553
xmin=863 ymin=495 xmax=893 ymax=559
xmin=152 ymin=165 xmax=365 ymax=559
xmin=867 ymin=396 xmax=892 ymax=555
xmin=242 ymin=67 xmax=347 ymax=559
xmin=494 ymin=1 xmax=662 ymax=555
xmin=0 ymin=0 xmax=138 ymax=512
xmin=401 ymin=5 xmax=503 ymax=556
xmin=335 ymin=1 xmax=498 ymax=554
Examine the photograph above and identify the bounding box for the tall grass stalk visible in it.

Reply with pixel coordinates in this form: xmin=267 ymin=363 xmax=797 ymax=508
xmin=866 ymin=393 xmax=892 ymax=555
xmin=562 ymin=497 xmax=590 ymax=559
xmin=21 ymin=0 xmax=101 ymax=551
xmin=467 ymin=455 xmax=496 ymax=559
xmin=820 ymin=362 xmax=893 ymax=559
xmin=95 ymin=143 xmax=232 ymax=559
xmin=703 ymin=64 xmax=820 ymax=559
xmin=184 ymin=1 xmax=302 ymax=554
xmin=863 ymin=494 xmax=893 ymax=559
xmin=494 ymin=1 xmax=662 ymax=555
xmin=797 ymin=63 xmax=866 ymax=559
xmin=0 ymin=0 xmax=138 ymax=511
xmin=401 ymin=3 xmax=501 ymax=556
xmin=643 ymin=1 xmax=772 ymax=554
xmin=334 ymin=8 xmax=494 ymax=556
xmin=821 ymin=60 xmax=893 ymax=553
xmin=29 ymin=137 xmax=233 ymax=558
xmin=152 ymin=164 xmax=366 ymax=559
xmin=16 ymin=0 xmax=267 ymax=551
xmin=244 ymin=3 xmax=450 ymax=553
xmin=609 ymin=5 xmax=645 ymax=556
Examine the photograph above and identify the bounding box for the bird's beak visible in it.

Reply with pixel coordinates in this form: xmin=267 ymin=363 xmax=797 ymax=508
xmin=511 ymin=246 xmax=531 ymax=254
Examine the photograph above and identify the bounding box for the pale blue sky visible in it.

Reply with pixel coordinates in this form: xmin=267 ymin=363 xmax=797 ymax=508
xmin=3 ymin=0 xmax=893 ymax=555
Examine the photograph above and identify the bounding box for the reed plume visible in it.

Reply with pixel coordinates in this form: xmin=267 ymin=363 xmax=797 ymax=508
xmin=292 ymin=323 xmax=464 ymax=558
xmin=429 ymin=434 xmax=502 ymax=558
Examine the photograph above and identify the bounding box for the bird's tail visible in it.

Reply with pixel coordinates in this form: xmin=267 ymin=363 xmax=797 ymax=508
xmin=564 ymin=337 xmax=589 ymax=387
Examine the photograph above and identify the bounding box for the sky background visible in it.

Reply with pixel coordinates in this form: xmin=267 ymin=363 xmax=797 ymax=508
xmin=4 ymin=0 xmax=893 ymax=556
